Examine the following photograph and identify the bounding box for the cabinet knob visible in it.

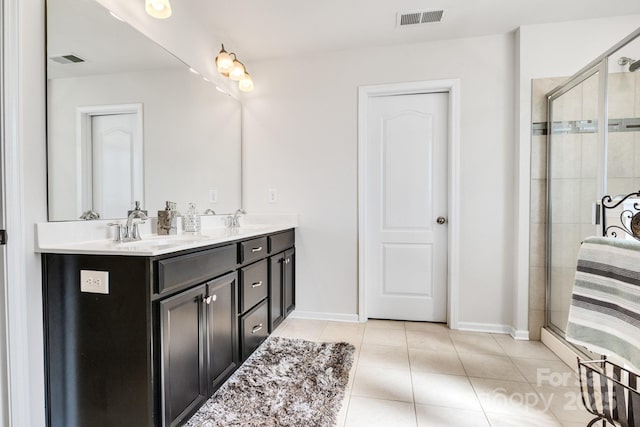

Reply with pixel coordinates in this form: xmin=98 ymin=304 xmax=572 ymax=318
xmin=285 ymin=258 xmax=291 ymax=264
xmin=204 ymin=296 xmax=213 ymax=304
xmin=436 ymin=216 xmax=447 ymax=225
xmin=251 ymin=246 xmax=263 ymax=253
xmin=251 ymin=281 xmax=263 ymax=288
xmin=212 ymin=294 xmax=217 ymax=302
xmin=251 ymin=323 xmax=263 ymax=334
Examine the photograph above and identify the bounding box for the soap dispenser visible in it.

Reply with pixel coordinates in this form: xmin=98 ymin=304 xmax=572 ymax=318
xmin=183 ymin=202 xmax=201 ymax=233
xmin=157 ymin=201 xmax=177 ymax=235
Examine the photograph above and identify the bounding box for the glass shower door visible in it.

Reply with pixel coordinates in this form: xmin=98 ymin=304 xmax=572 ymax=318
xmin=606 ymin=36 xmax=640 ymax=199
xmin=547 ymin=70 xmax=601 ymax=335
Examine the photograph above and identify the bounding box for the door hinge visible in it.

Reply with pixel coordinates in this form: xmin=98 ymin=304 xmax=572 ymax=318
xmin=0 ymin=230 xmax=7 ymax=245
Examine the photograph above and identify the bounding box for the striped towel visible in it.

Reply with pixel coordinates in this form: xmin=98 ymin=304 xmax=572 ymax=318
xmin=566 ymin=236 xmax=640 ymax=371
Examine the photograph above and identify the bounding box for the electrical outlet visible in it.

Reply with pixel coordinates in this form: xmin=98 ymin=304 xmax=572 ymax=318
xmin=80 ymin=270 xmax=109 ymax=294
xmin=209 ymin=189 xmax=218 ymax=203
xmin=268 ymin=188 xmax=278 ymax=203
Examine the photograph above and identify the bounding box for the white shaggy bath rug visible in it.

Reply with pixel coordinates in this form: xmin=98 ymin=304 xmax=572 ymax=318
xmin=186 ymin=337 xmax=355 ymax=427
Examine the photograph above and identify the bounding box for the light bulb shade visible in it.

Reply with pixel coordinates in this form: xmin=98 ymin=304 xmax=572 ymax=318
xmin=239 ymin=74 xmax=254 ymax=92
xmin=145 ymin=0 xmax=172 ymax=19
xmin=216 ymin=48 xmax=234 ymax=75
xmin=229 ymin=60 xmax=246 ymax=81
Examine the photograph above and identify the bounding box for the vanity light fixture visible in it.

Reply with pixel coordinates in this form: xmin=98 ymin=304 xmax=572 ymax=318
xmin=215 ymin=45 xmax=234 ymax=75
xmin=215 ymin=44 xmax=254 ymax=92
xmin=229 ymin=59 xmax=246 ymax=81
xmin=145 ymin=0 xmax=172 ymax=19
xmin=239 ymin=73 xmax=254 ymax=92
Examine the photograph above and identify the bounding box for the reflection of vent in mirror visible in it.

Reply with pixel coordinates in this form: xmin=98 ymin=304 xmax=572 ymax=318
xmin=50 ymin=53 xmax=85 ymax=64
xmin=397 ymin=10 xmax=444 ymax=27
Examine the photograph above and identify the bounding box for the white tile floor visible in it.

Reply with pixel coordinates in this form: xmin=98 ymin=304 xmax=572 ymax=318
xmin=271 ymin=318 xmax=594 ymax=427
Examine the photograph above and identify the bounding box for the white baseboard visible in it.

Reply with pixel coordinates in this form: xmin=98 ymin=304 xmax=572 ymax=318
xmin=456 ymin=321 xmax=511 ymax=335
xmin=288 ymin=310 xmax=361 ymax=323
xmin=510 ymin=327 xmax=530 ymax=341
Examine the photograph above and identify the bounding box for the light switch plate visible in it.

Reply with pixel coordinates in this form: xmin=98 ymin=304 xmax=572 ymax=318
xmin=80 ymin=270 xmax=109 ymax=294
xmin=209 ymin=189 xmax=218 ymax=203
xmin=268 ymin=188 xmax=278 ymax=203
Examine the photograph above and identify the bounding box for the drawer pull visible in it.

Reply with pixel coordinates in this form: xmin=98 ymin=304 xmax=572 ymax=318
xmin=251 ymin=324 xmax=263 ymax=334
xmin=251 ymin=281 xmax=263 ymax=288
xmin=251 ymin=246 xmax=263 ymax=253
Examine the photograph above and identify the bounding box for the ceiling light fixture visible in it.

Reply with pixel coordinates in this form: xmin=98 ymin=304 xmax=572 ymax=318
xmin=215 ymin=44 xmax=254 ymax=92
xmin=145 ymin=0 xmax=172 ymax=19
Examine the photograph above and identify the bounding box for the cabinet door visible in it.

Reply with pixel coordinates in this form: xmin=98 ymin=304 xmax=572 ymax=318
xmin=160 ymin=284 xmax=207 ymax=427
xmin=269 ymin=253 xmax=284 ymax=332
xmin=284 ymin=248 xmax=295 ymax=316
xmin=206 ymin=272 xmax=238 ymax=394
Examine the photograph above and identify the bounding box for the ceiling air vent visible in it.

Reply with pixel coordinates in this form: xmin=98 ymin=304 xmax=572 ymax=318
xmin=397 ymin=10 xmax=444 ymax=27
xmin=49 ymin=53 xmax=86 ymax=64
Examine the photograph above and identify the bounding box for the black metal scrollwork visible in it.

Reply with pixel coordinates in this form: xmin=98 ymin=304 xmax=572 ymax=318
xmin=601 ymin=191 xmax=640 ymax=240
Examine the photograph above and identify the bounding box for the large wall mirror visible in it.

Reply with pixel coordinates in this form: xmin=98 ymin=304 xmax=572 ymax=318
xmin=47 ymin=0 xmax=242 ymax=221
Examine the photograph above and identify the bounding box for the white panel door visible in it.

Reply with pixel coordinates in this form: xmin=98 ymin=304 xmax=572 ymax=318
xmin=91 ymin=113 xmax=142 ymax=218
xmin=365 ymin=92 xmax=448 ymax=322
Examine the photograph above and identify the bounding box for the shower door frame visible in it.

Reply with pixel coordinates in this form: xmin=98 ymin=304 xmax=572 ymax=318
xmin=544 ymin=26 xmax=640 ymax=337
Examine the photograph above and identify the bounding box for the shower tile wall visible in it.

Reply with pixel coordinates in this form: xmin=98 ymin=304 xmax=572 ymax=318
xmin=607 ymin=72 xmax=640 ymax=195
xmin=530 ymin=72 xmax=640 ymax=340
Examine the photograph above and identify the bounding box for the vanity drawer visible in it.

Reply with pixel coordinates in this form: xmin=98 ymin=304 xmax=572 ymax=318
xmin=239 ymin=237 xmax=268 ymax=264
xmin=157 ymin=244 xmax=237 ymax=295
xmin=239 ymin=300 xmax=268 ymax=361
xmin=239 ymin=259 xmax=268 ymax=313
xmin=269 ymin=230 xmax=294 ymax=254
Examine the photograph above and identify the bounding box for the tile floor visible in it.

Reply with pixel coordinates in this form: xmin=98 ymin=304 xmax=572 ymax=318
xmin=271 ymin=318 xmax=594 ymax=427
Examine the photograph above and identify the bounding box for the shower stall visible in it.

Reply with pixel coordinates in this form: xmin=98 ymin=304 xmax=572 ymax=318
xmin=544 ymin=28 xmax=640 ymax=338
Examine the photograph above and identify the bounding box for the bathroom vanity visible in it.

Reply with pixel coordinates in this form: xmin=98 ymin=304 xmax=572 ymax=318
xmin=39 ymin=225 xmax=295 ymax=427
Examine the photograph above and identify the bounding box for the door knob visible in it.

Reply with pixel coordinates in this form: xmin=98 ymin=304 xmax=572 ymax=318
xmin=436 ymin=216 xmax=447 ymax=225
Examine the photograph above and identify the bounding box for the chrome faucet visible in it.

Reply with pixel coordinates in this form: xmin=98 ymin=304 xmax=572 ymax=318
xmin=125 ymin=202 xmax=148 ymax=241
xmin=80 ymin=209 xmax=100 ymax=220
xmin=232 ymin=208 xmax=246 ymax=228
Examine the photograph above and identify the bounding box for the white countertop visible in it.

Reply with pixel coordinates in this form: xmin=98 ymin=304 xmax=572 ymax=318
xmin=35 ymin=214 xmax=297 ymax=256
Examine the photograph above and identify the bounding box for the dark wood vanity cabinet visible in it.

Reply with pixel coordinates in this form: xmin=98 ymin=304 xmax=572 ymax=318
xmin=238 ymin=251 xmax=270 ymax=361
xmin=42 ymin=228 xmax=294 ymax=427
xmin=268 ymin=231 xmax=296 ymax=332
xmin=160 ymin=272 xmax=238 ymax=427
xmin=205 ymin=274 xmax=239 ymax=393
xmin=160 ymin=283 xmax=208 ymax=427
xmin=43 ymin=254 xmax=154 ymax=427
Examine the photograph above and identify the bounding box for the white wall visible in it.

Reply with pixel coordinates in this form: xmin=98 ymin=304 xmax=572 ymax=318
xmin=243 ymin=34 xmax=517 ymax=329
xmin=514 ymin=15 xmax=640 ymax=335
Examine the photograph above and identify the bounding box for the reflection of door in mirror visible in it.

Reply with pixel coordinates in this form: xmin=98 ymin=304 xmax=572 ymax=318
xmin=90 ymin=113 xmax=142 ymax=218
xmin=77 ymin=104 xmax=143 ymax=220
